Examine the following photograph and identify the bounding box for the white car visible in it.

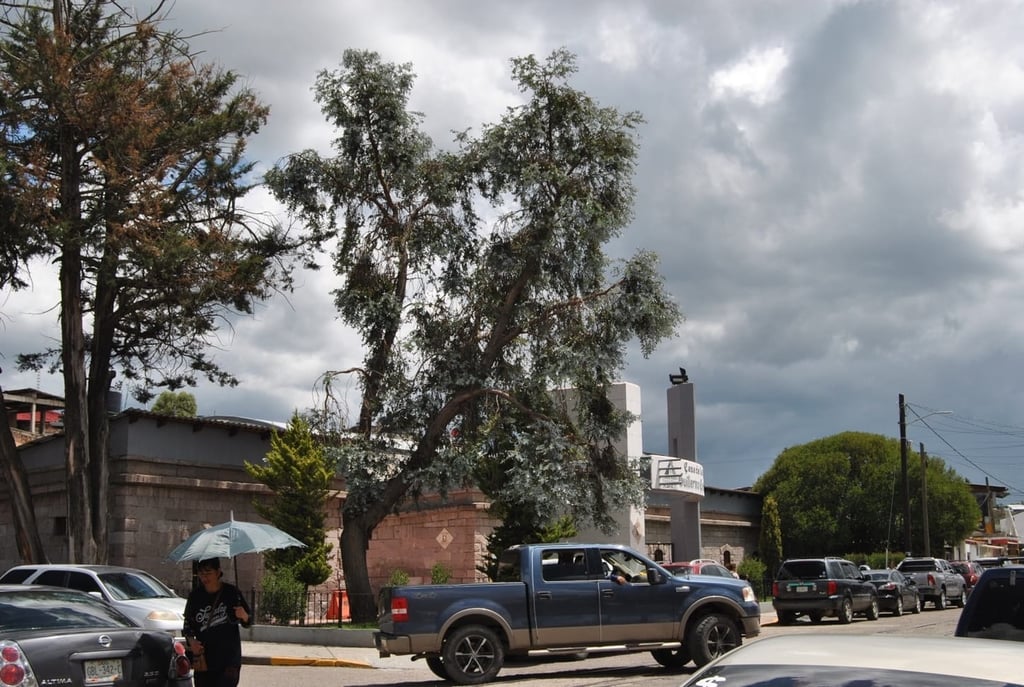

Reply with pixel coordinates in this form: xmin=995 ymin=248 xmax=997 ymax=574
xmin=682 ymin=634 xmax=1024 ymax=686
xmin=0 ymin=564 xmax=186 ymax=636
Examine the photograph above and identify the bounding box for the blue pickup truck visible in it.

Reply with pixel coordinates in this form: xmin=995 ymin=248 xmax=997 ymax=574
xmin=374 ymin=542 xmax=761 ymax=684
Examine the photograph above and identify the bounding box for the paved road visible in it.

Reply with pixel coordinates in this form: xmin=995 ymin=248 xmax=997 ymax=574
xmin=238 ymin=605 xmax=964 ymax=686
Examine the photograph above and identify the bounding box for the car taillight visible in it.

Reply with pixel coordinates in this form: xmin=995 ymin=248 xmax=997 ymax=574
xmin=772 ymin=582 xmax=779 ymax=596
xmin=172 ymin=654 xmax=192 ymax=679
xmin=391 ymin=596 xmax=409 ymax=622
xmin=881 ymin=583 xmax=896 ymax=590
xmin=0 ymin=640 xmax=29 ymax=687
xmin=927 ymin=574 xmax=937 ymax=586
xmin=826 ymin=580 xmax=837 ymax=595
xmin=169 ymin=640 xmax=191 ymax=679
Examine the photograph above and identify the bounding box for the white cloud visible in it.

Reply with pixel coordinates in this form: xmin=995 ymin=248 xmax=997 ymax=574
xmin=709 ymin=46 xmax=789 ymax=105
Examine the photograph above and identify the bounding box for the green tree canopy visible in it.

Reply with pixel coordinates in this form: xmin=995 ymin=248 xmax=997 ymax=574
xmin=245 ymin=413 xmax=334 ymax=587
xmin=754 ymin=431 xmax=979 ymax=558
xmin=266 ymin=48 xmax=681 ymax=621
xmin=150 ymin=391 xmax=197 ymax=418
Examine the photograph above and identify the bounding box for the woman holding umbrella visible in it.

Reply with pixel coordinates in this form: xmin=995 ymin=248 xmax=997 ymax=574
xmin=184 ymin=558 xmax=252 ymax=687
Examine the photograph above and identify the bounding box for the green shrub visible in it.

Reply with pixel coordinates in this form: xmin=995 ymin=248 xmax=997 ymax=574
xmin=737 ymin=557 xmax=766 ymax=583
xmin=259 ymin=567 xmax=306 ymax=624
xmin=388 ymin=568 xmax=410 ymax=586
xmin=431 ymin=562 xmax=452 ymax=584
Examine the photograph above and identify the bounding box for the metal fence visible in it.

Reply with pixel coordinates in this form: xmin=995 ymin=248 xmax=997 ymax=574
xmin=244 ymin=589 xmax=354 ymax=627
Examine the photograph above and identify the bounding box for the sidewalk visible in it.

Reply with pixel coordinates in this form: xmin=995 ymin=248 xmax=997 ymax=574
xmin=241 ymin=640 xmax=380 ymax=669
xmin=240 ymin=604 xmax=777 ymax=669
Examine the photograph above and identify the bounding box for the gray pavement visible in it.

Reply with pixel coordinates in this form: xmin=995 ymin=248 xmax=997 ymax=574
xmin=239 ymin=602 xmax=779 ymax=669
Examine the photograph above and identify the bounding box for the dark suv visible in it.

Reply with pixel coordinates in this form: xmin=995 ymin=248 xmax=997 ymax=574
xmin=772 ymin=557 xmax=879 ymax=625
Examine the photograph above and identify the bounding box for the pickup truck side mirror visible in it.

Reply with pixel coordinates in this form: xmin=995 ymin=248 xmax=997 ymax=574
xmin=646 ymin=567 xmax=665 ymax=585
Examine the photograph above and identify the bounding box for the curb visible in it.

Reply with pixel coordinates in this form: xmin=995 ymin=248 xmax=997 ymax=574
xmin=243 ymin=656 xmax=375 ymax=669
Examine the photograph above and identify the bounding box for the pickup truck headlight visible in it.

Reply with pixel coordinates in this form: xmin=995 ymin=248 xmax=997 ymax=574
xmin=741 ymin=585 xmax=756 ymax=602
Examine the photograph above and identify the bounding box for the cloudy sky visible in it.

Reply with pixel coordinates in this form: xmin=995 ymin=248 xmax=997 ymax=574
xmin=4 ymin=0 xmax=1024 ymax=498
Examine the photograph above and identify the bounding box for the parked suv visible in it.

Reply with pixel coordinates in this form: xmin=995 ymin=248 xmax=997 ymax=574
xmin=0 ymin=564 xmax=186 ymax=636
xmin=950 ymin=560 xmax=984 ymax=596
xmin=772 ymin=557 xmax=880 ymax=625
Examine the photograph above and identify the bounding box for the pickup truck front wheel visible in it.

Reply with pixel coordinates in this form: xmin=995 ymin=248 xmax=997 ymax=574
xmin=426 ymin=656 xmax=448 ymax=680
xmin=687 ymin=613 xmax=741 ymax=667
xmin=441 ymin=624 xmax=505 ymax=685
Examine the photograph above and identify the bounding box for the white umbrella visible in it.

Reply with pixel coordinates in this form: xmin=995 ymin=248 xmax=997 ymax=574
xmin=166 ymin=512 xmax=307 ymax=586
xmin=166 ymin=513 xmax=306 ymax=562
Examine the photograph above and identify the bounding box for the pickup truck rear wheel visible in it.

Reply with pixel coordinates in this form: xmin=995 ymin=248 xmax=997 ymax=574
xmin=441 ymin=624 xmax=505 ymax=685
xmin=686 ymin=613 xmax=741 ymax=667
xmin=651 ymin=646 xmax=691 ymax=668
xmin=934 ymin=590 xmax=947 ymax=610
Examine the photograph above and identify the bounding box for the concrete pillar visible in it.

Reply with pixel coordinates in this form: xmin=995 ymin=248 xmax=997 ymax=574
xmin=667 ymin=383 xmax=701 ymax=560
xmin=573 ymin=382 xmax=645 ymax=550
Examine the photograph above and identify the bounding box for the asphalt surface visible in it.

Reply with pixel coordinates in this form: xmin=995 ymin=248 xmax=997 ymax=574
xmin=239 ymin=602 xmax=780 ymax=670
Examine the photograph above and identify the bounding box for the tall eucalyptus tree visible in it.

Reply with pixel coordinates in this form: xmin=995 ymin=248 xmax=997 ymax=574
xmin=267 ymin=49 xmax=681 ymax=621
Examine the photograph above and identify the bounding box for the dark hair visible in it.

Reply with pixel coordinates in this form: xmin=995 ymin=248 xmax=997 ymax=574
xmin=197 ymin=558 xmax=221 ymax=571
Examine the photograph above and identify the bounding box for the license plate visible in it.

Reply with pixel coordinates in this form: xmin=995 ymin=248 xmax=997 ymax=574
xmin=84 ymin=658 xmax=122 ymax=684
xmin=789 ymin=583 xmax=813 ymax=592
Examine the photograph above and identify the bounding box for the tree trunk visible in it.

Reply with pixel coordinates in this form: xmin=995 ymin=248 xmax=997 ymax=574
xmin=0 ymin=384 xmax=49 ymax=563
xmin=87 ymin=242 xmax=119 ymax=564
xmin=340 ymin=514 xmax=376 ymax=624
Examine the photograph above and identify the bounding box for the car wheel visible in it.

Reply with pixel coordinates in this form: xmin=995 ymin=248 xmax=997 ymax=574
xmin=426 ymin=656 xmax=448 ymax=680
xmin=935 ymin=590 xmax=947 ymax=610
xmin=808 ymin=611 xmax=823 ymax=624
xmin=837 ymin=597 xmax=854 ymax=624
xmin=911 ymin=593 xmax=922 ymax=614
xmin=441 ymin=624 xmax=505 ymax=685
xmin=778 ymin=611 xmax=797 ymax=626
xmin=687 ymin=613 xmax=741 ymax=667
xmin=651 ymin=646 xmax=691 ymax=668
xmin=893 ymin=595 xmax=904 ymax=617
xmin=865 ymin=596 xmax=880 ymax=621
xmin=955 ymin=589 xmax=966 ymax=608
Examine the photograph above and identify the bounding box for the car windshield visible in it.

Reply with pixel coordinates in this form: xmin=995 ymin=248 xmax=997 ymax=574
xmin=0 ymin=589 xmax=135 ymax=631
xmin=898 ymin=561 xmax=936 ymax=572
xmin=868 ymin=572 xmax=890 ymax=581
xmin=776 ymin=561 xmax=826 ymax=580
xmin=99 ymin=571 xmax=177 ymax=600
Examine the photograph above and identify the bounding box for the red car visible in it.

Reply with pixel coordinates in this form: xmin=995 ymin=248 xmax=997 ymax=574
xmin=662 ymin=559 xmax=738 ymax=578
xmin=950 ymin=560 xmax=984 ymax=592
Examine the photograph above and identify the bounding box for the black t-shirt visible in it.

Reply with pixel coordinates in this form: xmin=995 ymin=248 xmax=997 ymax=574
xmin=184 ymin=581 xmax=251 ymax=670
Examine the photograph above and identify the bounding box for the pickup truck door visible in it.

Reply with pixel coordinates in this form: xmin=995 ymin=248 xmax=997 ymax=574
xmin=530 ymin=547 xmax=602 ymax=647
xmin=597 ymin=547 xmax=680 ymax=643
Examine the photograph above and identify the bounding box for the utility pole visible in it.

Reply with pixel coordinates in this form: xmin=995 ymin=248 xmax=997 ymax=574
xmin=921 ymin=442 xmax=930 ymax=557
xmin=899 ymin=394 xmax=911 ymax=555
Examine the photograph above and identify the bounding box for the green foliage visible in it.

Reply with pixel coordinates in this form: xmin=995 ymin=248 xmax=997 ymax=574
xmin=430 ymin=562 xmax=452 ymax=585
xmin=245 ymin=413 xmax=335 ymax=587
xmin=759 ymin=495 xmax=784 ymax=576
xmin=388 ymin=569 xmax=410 ymax=587
xmin=267 ymin=48 xmax=681 ymax=621
xmin=257 ymin=567 xmax=306 ymax=624
xmin=754 ymin=432 xmax=979 ymax=557
xmin=737 ymin=557 xmax=766 ymax=584
xmin=151 ymin=391 xmax=198 ymax=418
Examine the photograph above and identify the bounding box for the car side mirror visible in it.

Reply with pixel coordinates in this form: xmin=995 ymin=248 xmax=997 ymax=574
xmin=646 ymin=568 xmax=665 ymax=585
